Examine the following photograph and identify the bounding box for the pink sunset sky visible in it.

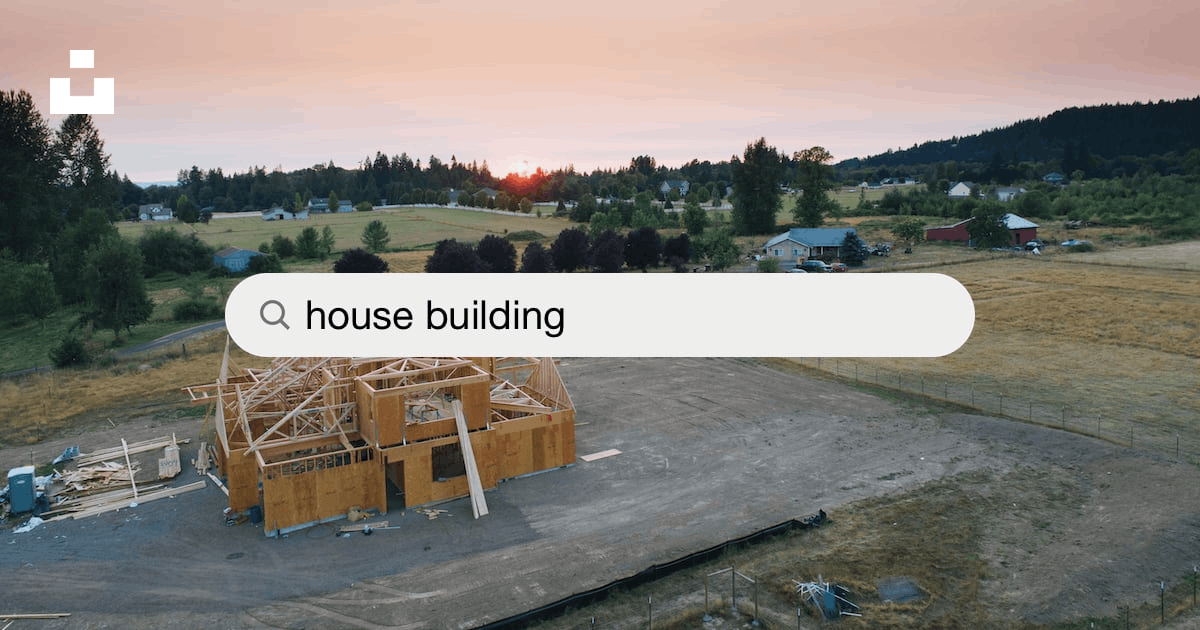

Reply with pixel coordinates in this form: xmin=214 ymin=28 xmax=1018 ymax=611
xmin=3 ymin=0 xmax=1198 ymax=183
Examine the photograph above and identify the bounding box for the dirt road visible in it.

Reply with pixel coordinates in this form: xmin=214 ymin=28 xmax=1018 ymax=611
xmin=2 ymin=357 xmax=1198 ymax=628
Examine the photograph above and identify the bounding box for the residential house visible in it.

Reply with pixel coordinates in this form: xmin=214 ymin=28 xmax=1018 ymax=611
xmin=763 ymin=228 xmax=867 ymax=266
xmin=925 ymin=213 xmax=1039 ymax=245
xmin=213 ymin=247 xmax=265 ymax=273
xmin=659 ymin=180 xmax=690 ymax=198
xmin=138 ymin=203 xmax=173 ymax=221
xmin=307 ymin=198 xmax=354 ymax=213
xmin=261 ymin=206 xmax=309 ymax=221
xmin=947 ymin=182 xmax=978 ymax=199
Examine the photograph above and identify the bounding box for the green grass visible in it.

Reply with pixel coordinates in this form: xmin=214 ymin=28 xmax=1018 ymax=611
xmin=118 ymin=207 xmax=577 ymax=254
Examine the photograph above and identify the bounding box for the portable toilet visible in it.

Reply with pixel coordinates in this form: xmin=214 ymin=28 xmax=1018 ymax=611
xmin=7 ymin=466 xmax=35 ymax=513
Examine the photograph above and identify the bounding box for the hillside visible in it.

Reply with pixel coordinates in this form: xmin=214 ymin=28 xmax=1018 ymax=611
xmin=845 ymin=96 xmax=1200 ymax=170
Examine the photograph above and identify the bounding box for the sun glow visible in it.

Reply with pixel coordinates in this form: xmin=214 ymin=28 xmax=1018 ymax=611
xmin=508 ymin=159 xmax=535 ymax=178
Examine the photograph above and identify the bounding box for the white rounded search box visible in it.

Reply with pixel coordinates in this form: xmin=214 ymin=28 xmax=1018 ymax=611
xmin=225 ymin=273 xmax=974 ymax=358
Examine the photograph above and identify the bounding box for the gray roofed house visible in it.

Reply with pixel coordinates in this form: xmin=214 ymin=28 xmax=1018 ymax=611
xmin=659 ymin=180 xmax=690 ymax=197
xmin=138 ymin=203 xmax=173 ymax=221
xmin=213 ymin=246 xmax=265 ymax=273
xmin=763 ymin=228 xmax=866 ymax=264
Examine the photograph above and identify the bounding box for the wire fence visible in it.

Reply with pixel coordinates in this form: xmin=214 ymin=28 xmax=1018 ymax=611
xmin=792 ymin=357 xmax=1200 ymax=464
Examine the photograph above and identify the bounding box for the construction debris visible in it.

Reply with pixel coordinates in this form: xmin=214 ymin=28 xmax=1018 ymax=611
xmin=415 ymin=508 xmax=450 ymax=520
xmin=51 ymin=446 xmax=79 ymax=465
xmin=795 ymin=576 xmax=859 ymax=620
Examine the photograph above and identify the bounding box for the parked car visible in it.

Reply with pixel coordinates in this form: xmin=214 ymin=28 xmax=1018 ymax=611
xmin=798 ymin=260 xmax=831 ymax=273
xmin=1024 ymin=239 xmax=1045 ymax=250
xmin=787 ymin=268 xmax=807 ymax=273
xmin=828 ymin=262 xmax=848 ymax=272
xmin=1061 ymin=239 xmax=1091 ymax=247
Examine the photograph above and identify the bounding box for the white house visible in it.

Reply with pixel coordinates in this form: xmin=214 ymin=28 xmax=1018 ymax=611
xmin=261 ymin=207 xmax=309 ymax=220
xmin=138 ymin=203 xmax=173 ymax=221
xmin=947 ymin=182 xmax=976 ymax=199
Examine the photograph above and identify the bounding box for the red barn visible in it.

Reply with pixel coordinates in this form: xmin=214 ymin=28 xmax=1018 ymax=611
xmin=926 ymin=214 xmax=1038 ymax=246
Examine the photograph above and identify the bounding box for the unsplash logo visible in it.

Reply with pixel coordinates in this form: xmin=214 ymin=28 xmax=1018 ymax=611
xmin=50 ymin=50 xmax=114 ymax=115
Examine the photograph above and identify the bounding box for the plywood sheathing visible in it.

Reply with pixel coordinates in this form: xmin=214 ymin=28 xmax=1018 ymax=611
xmin=187 ymin=351 xmax=575 ymax=535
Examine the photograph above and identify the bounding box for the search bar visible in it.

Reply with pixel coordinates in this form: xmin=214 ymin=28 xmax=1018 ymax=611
xmin=225 ymin=273 xmax=975 ymax=357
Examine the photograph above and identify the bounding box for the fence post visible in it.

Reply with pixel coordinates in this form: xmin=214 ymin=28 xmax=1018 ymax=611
xmin=1162 ymin=581 xmax=1165 ymax=625
xmin=1062 ymin=407 xmax=1066 ymax=429
xmin=999 ymin=395 xmax=1003 ymax=415
xmin=704 ymin=573 xmax=711 ymax=621
xmin=648 ymin=595 xmax=652 ymax=630
xmin=732 ymin=563 xmax=738 ymax=616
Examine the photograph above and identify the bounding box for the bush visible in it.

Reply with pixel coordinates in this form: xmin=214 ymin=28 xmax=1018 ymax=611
xmin=356 ymin=201 xmax=373 ymax=212
xmin=173 ymin=298 xmax=222 ymax=321
xmin=333 ymin=249 xmax=389 ymax=273
xmin=49 ymin=335 xmax=92 ymax=368
xmin=505 ymin=230 xmax=545 ymax=242
xmin=757 ymin=258 xmax=781 ymax=273
xmin=247 ymin=253 xmax=284 ymax=274
xmin=1068 ymin=242 xmax=1096 ymax=252
xmin=271 ymin=235 xmax=295 ymax=258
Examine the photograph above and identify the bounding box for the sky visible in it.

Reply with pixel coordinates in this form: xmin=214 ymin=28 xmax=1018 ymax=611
xmin=3 ymin=0 xmax=1198 ymax=183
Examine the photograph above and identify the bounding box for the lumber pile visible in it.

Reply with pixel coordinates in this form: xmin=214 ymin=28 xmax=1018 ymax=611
xmin=75 ymin=435 xmax=188 ymax=467
xmin=58 ymin=461 xmax=140 ymax=492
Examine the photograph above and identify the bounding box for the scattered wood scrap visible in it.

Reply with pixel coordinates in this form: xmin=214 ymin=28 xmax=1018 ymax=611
xmin=338 ymin=520 xmax=389 ymax=533
xmin=415 ymin=508 xmax=450 ymax=520
xmin=58 ymin=461 xmax=140 ymax=492
xmin=0 ymin=613 xmax=71 ymax=620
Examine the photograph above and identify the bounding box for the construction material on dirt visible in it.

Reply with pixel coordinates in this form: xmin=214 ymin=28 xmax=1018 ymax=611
xmin=74 ymin=435 xmax=190 ymax=467
xmin=185 ymin=352 xmax=574 ymax=536
xmin=580 ymin=448 xmax=621 ymax=462
xmin=57 ymin=461 xmax=138 ymax=492
xmin=339 ymin=520 xmax=389 ymax=533
xmin=67 ymin=480 xmax=206 ymax=520
xmin=416 ymin=508 xmax=450 ymax=520
xmin=158 ymin=444 xmax=181 ymax=479
xmin=206 ymin=472 xmax=228 ymax=496
xmin=51 ymin=446 xmax=79 ymax=465
xmin=795 ymin=576 xmax=859 ymax=620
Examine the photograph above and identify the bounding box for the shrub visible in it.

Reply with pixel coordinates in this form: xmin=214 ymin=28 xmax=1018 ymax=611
xmin=173 ymin=298 xmax=222 ymax=321
xmin=49 ymin=335 xmax=92 ymax=368
xmin=247 ymin=253 xmax=284 ymax=274
xmin=757 ymin=258 xmax=781 ymax=273
xmin=1068 ymin=242 xmax=1096 ymax=252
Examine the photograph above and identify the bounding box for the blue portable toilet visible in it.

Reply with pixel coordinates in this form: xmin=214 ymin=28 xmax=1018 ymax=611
xmin=7 ymin=466 xmax=35 ymax=513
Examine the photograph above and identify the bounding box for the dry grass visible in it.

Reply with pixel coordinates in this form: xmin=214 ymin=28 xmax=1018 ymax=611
xmin=792 ymin=245 xmax=1200 ymax=456
xmin=0 ymin=332 xmax=263 ymax=446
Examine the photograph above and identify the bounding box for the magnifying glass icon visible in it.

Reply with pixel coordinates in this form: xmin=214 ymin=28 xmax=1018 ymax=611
xmin=260 ymin=299 xmax=290 ymax=330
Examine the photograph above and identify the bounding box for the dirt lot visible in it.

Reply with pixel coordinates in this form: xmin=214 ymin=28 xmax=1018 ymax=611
xmin=3 ymin=357 xmax=1200 ymax=628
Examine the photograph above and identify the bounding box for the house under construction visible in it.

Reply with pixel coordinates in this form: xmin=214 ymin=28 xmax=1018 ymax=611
xmin=186 ymin=350 xmax=574 ymax=536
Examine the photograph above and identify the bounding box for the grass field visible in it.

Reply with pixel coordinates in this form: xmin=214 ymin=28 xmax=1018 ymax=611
xmin=118 ymin=206 xmax=578 ymax=253
xmin=788 ymin=242 xmax=1200 ymax=460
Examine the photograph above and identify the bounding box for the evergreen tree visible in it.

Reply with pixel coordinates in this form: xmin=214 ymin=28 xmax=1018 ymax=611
xmin=81 ymin=234 xmax=154 ymax=339
xmin=839 ymin=230 xmax=869 ymax=267
xmin=319 ymin=226 xmax=336 ymax=259
xmin=361 ymin=219 xmax=390 ymax=253
xmin=792 ymin=146 xmax=838 ymax=227
xmin=731 ymin=138 xmax=783 ymax=234
xmin=55 ymin=114 xmax=113 ymax=218
xmin=0 ymin=89 xmax=59 ymax=260
xmin=295 ymin=226 xmax=321 ymax=259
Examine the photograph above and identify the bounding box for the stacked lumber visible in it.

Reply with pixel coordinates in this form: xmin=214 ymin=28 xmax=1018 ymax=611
xmin=75 ymin=435 xmax=188 ymax=466
xmin=58 ymin=461 xmax=140 ymax=492
xmin=68 ymin=481 xmax=206 ymax=520
xmin=41 ymin=484 xmax=165 ymax=518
